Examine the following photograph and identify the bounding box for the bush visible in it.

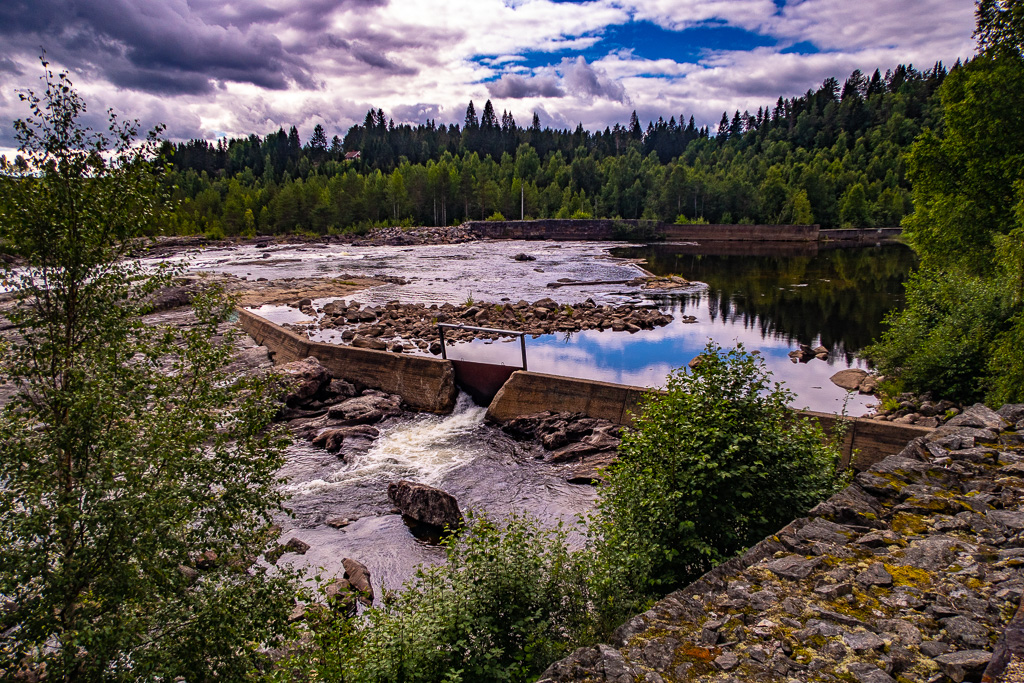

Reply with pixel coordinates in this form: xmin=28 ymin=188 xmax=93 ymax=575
xmin=674 ymin=214 xmax=710 ymax=225
xmin=591 ymin=343 xmax=845 ymax=621
xmin=862 ymin=269 xmax=1012 ymax=405
xmin=284 ymin=514 xmax=593 ymax=683
xmin=485 ymin=211 xmax=507 ymax=221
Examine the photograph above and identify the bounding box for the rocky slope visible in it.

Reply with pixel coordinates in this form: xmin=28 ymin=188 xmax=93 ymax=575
xmin=539 ymin=403 xmax=1024 ymax=683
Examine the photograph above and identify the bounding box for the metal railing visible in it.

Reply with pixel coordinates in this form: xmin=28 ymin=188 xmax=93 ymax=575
xmin=436 ymin=323 xmax=527 ymax=370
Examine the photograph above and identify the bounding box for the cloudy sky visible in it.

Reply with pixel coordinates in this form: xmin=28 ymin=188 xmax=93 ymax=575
xmin=0 ymin=0 xmax=976 ymax=150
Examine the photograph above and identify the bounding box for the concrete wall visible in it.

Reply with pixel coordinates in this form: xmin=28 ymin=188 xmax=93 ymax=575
xmin=819 ymin=227 xmax=903 ymax=242
xmin=464 ymin=219 xmax=822 ymax=242
xmin=236 ymin=308 xmax=458 ymax=413
xmin=487 ymin=371 xmax=931 ymax=472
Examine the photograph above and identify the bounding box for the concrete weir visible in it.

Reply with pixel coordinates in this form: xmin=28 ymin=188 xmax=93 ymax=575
xmin=237 ymin=308 xmax=931 ymax=473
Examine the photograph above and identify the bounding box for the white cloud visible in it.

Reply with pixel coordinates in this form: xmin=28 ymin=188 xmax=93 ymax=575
xmin=0 ymin=0 xmax=977 ymax=152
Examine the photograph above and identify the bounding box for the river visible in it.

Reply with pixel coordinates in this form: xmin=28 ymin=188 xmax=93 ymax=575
xmin=159 ymin=237 xmax=915 ymax=592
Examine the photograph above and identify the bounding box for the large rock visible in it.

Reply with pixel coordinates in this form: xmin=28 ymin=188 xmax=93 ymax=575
xmin=947 ymin=402 xmax=1010 ymax=430
xmin=312 ymin=425 xmax=380 ymax=452
xmin=831 ymin=368 xmax=868 ymax=392
xmin=933 ymin=650 xmax=992 ymax=682
xmin=326 ymin=391 xmax=402 ymax=424
xmin=342 ymin=558 xmax=374 ymax=606
xmin=278 ymin=357 xmax=331 ymax=405
xmin=387 ymin=480 xmax=463 ymax=530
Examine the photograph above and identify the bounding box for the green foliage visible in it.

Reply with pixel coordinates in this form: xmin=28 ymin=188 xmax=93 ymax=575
xmin=0 ymin=60 xmax=295 ymax=680
xmin=863 ymin=270 xmax=1012 ymax=404
xmin=612 ymin=219 xmax=663 ymax=242
xmin=902 ymin=52 xmax=1024 ymax=275
xmin=868 ymin=38 xmax=1024 ymax=405
xmin=674 ymin=214 xmax=709 ymax=224
xmin=282 ymin=514 xmax=593 ymax=683
xmin=485 ymin=211 xmax=506 ymax=221
xmin=590 ymin=343 xmax=845 ymax=621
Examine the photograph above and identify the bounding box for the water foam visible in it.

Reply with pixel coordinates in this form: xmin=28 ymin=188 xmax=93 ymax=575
xmin=283 ymin=392 xmax=487 ymax=496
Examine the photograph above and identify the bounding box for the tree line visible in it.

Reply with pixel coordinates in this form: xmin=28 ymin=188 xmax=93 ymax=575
xmin=159 ymin=62 xmax=949 ymax=237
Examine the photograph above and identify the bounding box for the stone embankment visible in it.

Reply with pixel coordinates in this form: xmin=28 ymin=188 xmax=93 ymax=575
xmin=539 ymin=403 xmax=1024 ymax=683
xmin=295 ymin=297 xmax=681 ymax=354
xmin=350 ymin=224 xmax=479 ymax=246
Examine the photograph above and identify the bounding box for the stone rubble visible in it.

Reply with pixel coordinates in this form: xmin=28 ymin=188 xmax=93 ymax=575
xmin=496 ymin=411 xmax=623 ymax=484
xmin=294 ymin=297 xmax=676 ymax=353
xmin=538 ymin=404 xmax=1024 ymax=683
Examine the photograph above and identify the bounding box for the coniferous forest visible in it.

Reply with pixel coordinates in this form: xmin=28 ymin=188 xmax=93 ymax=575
xmin=160 ymin=63 xmax=949 ymax=237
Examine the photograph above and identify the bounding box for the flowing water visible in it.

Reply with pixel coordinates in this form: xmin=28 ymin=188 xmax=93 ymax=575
xmin=157 ymin=237 xmax=915 ymax=592
xmin=274 ymin=393 xmax=596 ymax=592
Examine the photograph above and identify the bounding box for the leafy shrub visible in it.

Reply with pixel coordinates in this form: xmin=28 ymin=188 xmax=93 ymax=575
xmin=570 ymin=208 xmax=593 ymax=219
xmin=674 ymin=214 xmax=710 ymax=225
xmin=284 ymin=514 xmax=593 ymax=683
xmin=862 ymin=269 xmax=1012 ymax=404
xmin=590 ymin=343 xmax=845 ymax=621
xmin=485 ymin=211 xmax=506 ymax=221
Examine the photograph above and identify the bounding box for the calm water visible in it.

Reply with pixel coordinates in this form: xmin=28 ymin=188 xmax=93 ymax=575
xmin=205 ymin=238 xmax=915 ymax=414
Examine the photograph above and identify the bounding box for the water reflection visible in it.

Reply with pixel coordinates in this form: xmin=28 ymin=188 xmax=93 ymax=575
xmin=611 ymin=242 xmax=916 ymax=357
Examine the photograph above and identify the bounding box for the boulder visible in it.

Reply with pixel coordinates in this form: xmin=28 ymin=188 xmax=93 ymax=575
xmin=933 ymin=650 xmax=992 ymax=682
xmin=831 ymin=368 xmax=869 ymax=391
xmin=278 ymin=357 xmax=331 ymax=405
xmin=326 ymin=391 xmax=402 ymax=424
xmin=312 ymin=425 xmax=380 ymax=452
xmin=946 ymin=403 xmax=1010 ymax=430
xmin=387 ymin=480 xmax=463 ymax=530
xmin=351 ymin=335 xmax=387 ymax=351
xmin=342 ymin=558 xmax=374 ymax=606
xmin=513 ymin=252 xmax=536 ymax=261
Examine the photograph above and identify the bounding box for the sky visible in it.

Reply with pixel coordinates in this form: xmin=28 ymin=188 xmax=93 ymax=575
xmin=0 ymin=0 xmax=977 ymax=151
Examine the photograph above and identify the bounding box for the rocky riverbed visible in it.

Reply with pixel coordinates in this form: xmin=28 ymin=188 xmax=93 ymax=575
xmin=284 ymin=296 xmax=685 ymax=355
xmin=540 ymin=402 xmax=1024 ymax=683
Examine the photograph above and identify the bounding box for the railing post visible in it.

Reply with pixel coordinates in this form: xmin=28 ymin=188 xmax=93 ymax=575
xmin=520 ymin=333 xmax=528 ymax=371
xmin=439 ymin=325 xmax=447 ymax=360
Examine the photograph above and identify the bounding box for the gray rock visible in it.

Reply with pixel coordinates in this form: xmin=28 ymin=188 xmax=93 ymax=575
xmin=987 ymin=509 xmax=1024 ymax=529
xmin=856 ymin=562 xmax=893 ymax=587
xmin=351 ymin=335 xmax=387 ymax=350
xmin=278 ymin=356 xmax=331 ymax=405
xmin=765 ymin=555 xmax=821 ymax=580
xmin=919 ymin=640 xmax=950 ymax=658
xmin=636 ymin=637 xmax=678 ymax=671
xmin=876 ymin=619 xmax=922 ymax=646
xmin=814 ymin=582 xmax=853 ymax=599
xmin=896 ymin=535 xmax=974 ymax=571
xmin=831 ymin=368 xmax=868 ymax=391
xmin=997 ymin=403 xmax=1024 ymax=423
xmin=312 ymin=425 xmax=380 ymax=452
xmin=933 ymin=650 xmax=992 ymax=682
xmin=715 ymin=653 xmax=739 ymax=671
xmin=946 ymin=403 xmax=1010 ymax=430
xmin=342 ymin=557 xmax=373 ymax=606
xmin=843 ymin=630 xmax=885 ymax=651
xmin=387 ymin=480 xmax=463 ymax=530
xmin=940 ymin=615 xmax=990 ymax=647
xmin=283 ymin=537 xmax=310 ymax=555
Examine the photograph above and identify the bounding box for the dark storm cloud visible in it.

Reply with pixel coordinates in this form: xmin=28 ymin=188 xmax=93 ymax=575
xmin=0 ymin=58 xmax=23 ymax=76
xmin=486 ymin=74 xmax=564 ymax=99
xmin=0 ymin=0 xmax=331 ymax=94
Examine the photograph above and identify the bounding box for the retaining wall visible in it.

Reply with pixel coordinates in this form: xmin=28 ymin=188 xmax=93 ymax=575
xmin=236 ymin=308 xmax=458 ymax=413
xmin=487 ymin=371 xmax=931 ymax=472
xmin=464 ymin=220 xmax=899 ymax=244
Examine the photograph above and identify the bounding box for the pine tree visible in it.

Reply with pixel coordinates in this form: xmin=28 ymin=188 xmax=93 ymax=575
xmin=464 ymin=101 xmax=479 ymax=129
